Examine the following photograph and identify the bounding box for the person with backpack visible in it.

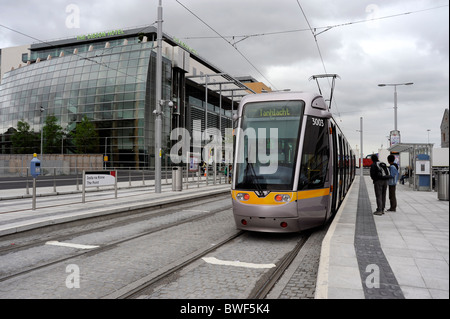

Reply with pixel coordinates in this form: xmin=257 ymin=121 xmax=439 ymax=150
xmin=387 ymin=154 xmax=400 ymax=212
xmin=370 ymin=154 xmax=389 ymax=215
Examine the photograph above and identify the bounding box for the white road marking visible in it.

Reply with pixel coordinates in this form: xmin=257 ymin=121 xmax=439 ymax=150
xmin=202 ymin=257 xmax=276 ymax=269
xmin=45 ymin=241 xmax=99 ymax=250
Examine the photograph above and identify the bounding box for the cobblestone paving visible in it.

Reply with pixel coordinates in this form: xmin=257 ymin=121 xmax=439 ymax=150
xmin=0 ymin=194 xmax=331 ymax=299
xmin=0 ymin=200 xmax=229 ymax=279
xmin=144 ymin=233 xmax=303 ymax=299
xmin=0 ymin=206 xmax=236 ymax=298
xmin=272 ymin=225 xmax=328 ymax=299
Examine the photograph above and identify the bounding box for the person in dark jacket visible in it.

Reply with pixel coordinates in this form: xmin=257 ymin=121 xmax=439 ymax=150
xmin=370 ymin=154 xmax=388 ymax=215
xmin=387 ymin=155 xmax=399 ymax=212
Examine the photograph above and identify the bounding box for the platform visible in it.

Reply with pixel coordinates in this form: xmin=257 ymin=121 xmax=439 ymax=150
xmin=316 ymin=175 xmax=449 ymax=299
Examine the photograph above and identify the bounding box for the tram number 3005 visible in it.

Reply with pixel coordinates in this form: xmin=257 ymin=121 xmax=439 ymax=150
xmin=311 ymin=117 xmax=325 ymax=127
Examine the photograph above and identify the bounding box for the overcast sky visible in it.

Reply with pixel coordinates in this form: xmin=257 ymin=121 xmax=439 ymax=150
xmin=1 ymin=0 xmax=448 ymax=156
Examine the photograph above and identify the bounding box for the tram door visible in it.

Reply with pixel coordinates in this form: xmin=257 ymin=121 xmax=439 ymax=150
xmin=298 ymin=116 xmax=330 ymax=225
xmin=330 ymin=122 xmax=339 ymax=214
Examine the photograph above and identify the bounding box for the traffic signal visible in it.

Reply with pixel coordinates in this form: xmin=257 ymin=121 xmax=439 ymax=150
xmin=173 ymin=102 xmax=179 ymax=115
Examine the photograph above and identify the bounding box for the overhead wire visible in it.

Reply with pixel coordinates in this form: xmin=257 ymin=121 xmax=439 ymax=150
xmin=175 ymin=0 xmax=277 ymax=90
xmin=178 ymin=4 xmax=448 ymax=42
xmin=295 ymin=0 xmax=342 ymax=120
xmin=2 ymin=2 xmax=446 ymax=96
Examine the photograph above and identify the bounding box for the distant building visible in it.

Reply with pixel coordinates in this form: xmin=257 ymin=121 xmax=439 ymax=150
xmin=236 ymin=76 xmax=272 ymax=93
xmin=0 ymin=44 xmax=31 ymax=84
xmin=441 ymin=108 xmax=449 ymax=148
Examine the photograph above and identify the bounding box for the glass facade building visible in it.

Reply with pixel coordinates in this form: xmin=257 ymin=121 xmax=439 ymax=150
xmin=0 ymin=27 xmax=248 ymax=168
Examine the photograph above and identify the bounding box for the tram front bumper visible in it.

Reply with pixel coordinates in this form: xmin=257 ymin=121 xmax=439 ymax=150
xmin=233 ymin=214 xmax=302 ymax=233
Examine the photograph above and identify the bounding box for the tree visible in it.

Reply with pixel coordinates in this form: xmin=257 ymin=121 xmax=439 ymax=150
xmin=70 ymin=115 xmax=99 ymax=154
xmin=11 ymin=120 xmax=38 ymax=154
xmin=43 ymin=114 xmax=64 ymax=154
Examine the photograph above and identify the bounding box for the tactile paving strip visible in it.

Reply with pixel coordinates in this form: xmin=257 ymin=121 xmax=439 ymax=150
xmin=354 ymin=178 xmax=405 ymax=299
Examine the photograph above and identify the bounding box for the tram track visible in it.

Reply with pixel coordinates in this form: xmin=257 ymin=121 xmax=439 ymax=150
xmin=114 ymin=230 xmax=244 ymax=299
xmin=249 ymin=231 xmax=311 ymax=299
xmin=119 ymin=230 xmax=313 ymax=300
xmin=0 ymin=199 xmax=232 ymax=284
xmin=0 ymin=192 xmax=321 ymax=299
xmin=0 ymin=194 xmax=229 ymax=252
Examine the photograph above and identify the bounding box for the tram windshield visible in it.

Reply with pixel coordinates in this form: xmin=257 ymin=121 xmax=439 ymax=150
xmin=235 ymin=100 xmax=304 ymax=191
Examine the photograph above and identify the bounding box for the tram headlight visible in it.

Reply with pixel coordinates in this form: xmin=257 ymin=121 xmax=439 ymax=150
xmin=275 ymin=194 xmax=291 ymax=202
xmin=236 ymin=193 xmax=250 ymax=201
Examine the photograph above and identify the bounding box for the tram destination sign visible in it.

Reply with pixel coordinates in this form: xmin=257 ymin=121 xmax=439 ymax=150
xmin=245 ymin=101 xmax=304 ymax=119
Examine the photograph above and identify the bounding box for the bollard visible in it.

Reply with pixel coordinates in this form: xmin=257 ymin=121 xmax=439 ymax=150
xmin=53 ymin=168 xmax=56 ymax=193
xmin=437 ymin=170 xmax=449 ymax=201
xmin=26 ymin=168 xmax=30 ymax=195
xmin=32 ymin=178 xmax=36 ymax=210
xmin=172 ymin=167 xmax=182 ymax=191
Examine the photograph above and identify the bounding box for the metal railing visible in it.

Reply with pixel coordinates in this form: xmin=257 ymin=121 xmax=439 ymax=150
xmin=0 ymin=165 xmax=230 ymax=198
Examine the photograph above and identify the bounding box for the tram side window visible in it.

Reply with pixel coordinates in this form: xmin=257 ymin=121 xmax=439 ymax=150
xmin=298 ymin=117 xmax=329 ymax=190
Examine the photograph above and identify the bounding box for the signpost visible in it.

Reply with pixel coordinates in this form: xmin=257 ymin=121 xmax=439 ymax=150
xmin=187 ymin=152 xmax=201 ymax=189
xmin=82 ymin=170 xmax=117 ymax=203
xmin=390 ymin=130 xmax=401 ymax=147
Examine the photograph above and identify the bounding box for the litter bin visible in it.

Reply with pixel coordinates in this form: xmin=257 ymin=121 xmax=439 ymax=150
xmin=437 ymin=170 xmax=449 ymax=201
xmin=172 ymin=167 xmax=183 ymax=191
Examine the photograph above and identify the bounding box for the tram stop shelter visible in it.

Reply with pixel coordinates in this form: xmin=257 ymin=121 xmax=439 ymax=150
xmin=388 ymin=143 xmax=434 ymax=191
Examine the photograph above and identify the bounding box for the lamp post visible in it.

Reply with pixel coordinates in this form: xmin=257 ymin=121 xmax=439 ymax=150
xmin=378 ymin=82 xmax=413 ymax=146
xmin=61 ymin=135 xmax=66 ymax=155
xmin=40 ymin=106 xmax=45 ymax=159
xmin=154 ymin=0 xmax=163 ymax=193
xmin=357 ymin=117 xmax=363 ymax=178
xmin=378 ymin=82 xmax=414 ymax=131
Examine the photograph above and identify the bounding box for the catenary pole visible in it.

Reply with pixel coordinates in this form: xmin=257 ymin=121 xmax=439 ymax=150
xmin=360 ymin=117 xmax=363 ymax=178
xmin=155 ymin=0 xmax=163 ymax=193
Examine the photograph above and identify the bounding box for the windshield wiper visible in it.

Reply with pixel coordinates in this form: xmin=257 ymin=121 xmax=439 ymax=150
xmin=245 ymin=158 xmax=265 ymax=197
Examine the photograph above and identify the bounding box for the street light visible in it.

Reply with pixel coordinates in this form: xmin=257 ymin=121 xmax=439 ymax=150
xmin=40 ymin=106 xmax=45 ymax=159
xmin=155 ymin=0 xmax=163 ymax=193
xmin=356 ymin=117 xmax=363 ymax=177
xmin=61 ymin=135 xmax=66 ymax=155
xmin=378 ymin=82 xmax=414 ymax=132
xmin=378 ymin=82 xmax=413 ymax=146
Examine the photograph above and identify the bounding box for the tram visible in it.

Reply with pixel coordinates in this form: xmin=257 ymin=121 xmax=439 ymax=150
xmin=231 ymin=91 xmax=355 ymax=233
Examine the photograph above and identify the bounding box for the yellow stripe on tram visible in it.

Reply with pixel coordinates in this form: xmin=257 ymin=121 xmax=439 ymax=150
xmin=297 ymin=188 xmax=331 ymax=200
xmin=232 ymin=188 xmax=330 ymax=205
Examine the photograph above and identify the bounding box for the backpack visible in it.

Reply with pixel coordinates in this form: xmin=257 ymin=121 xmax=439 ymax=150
xmin=376 ymin=162 xmax=391 ymax=180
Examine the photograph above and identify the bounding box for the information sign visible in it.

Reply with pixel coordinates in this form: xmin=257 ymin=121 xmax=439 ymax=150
xmin=84 ymin=171 xmax=116 ymax=187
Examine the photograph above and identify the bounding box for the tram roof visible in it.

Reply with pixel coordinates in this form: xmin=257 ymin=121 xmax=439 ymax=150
xmin=238 ymin=91 xmax=322 ymax=104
